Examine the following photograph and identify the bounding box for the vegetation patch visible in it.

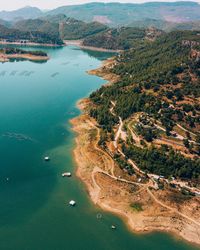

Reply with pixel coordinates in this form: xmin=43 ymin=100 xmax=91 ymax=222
xmin=130 ymin=202 xmax=143 ymax=212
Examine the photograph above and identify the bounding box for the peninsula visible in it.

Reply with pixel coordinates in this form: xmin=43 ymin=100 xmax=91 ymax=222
xmin=72 ymin=30 xmax=200 ymax=246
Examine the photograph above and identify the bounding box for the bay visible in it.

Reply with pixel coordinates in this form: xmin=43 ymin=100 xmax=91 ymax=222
xmin=0 ymin=45 xmax=199 ymax=250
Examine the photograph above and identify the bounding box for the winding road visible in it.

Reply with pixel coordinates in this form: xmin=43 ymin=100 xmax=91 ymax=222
xmin=87 ymin=102 xmax=200 ymax=229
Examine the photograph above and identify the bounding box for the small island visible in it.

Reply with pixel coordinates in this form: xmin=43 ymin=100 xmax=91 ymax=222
xmin=0 ymin=48 xmax=49 ymax=63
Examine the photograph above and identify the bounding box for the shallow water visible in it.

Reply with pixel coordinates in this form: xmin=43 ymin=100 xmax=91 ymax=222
xmin=0 ymin=45 xmax=199 ymax=250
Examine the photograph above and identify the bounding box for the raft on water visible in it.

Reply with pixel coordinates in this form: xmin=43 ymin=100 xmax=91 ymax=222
xmin=69 ymin=200 xmax=76 ymax=206
xmin=62 ymin=172 xmax=72 ymax=177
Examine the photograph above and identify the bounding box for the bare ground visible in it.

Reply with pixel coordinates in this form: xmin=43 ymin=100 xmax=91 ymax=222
xmin=71 ymin=99 xmax=200 ymax=246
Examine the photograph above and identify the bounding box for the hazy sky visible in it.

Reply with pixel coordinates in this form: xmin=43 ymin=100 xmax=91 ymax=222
xmin=0 ymin=0 xmax=199 ymax=11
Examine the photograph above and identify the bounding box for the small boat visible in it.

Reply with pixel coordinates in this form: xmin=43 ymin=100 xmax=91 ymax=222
xmin=69 ymin=200 xmax=76 ymax=206
xmin=111 ymin=225 xmax=116 ymax=230
xmin=62 ymin=172 xmax=72 ymax=177
xmin=44 ymin=156 xmax=50 ymax=161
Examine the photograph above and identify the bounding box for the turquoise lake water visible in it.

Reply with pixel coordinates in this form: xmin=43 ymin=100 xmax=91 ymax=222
xmin=0 ymin=45 xmax=199 ymax=250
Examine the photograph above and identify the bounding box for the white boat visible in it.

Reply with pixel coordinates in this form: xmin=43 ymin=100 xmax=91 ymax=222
xmin=69 ymin=200 xmax=76 ymax=206
xmin=62 ymin=172 xmax=72 ymax=177
xmin=44 ymin=156 xmax=50 ymax=161
xmin=111 ymin=225 xmax=116 ymax=229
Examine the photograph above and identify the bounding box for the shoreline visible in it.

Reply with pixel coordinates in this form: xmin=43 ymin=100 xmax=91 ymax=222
xmin=0 ymin=40 xmax=120 ymax=53
xmin=71 ymin=59 xmax=200 ymax=247
xmin=64 ymin=40 xmax=121 ymax=53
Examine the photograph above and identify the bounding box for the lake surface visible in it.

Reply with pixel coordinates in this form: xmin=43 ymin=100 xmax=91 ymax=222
xmin=0 ymin=45 xmax=199 ymax=250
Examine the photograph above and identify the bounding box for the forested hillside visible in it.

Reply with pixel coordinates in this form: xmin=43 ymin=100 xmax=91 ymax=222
xmin=83 ymin=27 xmax=162 ymax=50
xmin=0 ymin=19 xmax=11 ymax=28
xmin=14 ymin=16 xmax=108 ymax=41
xmin=0 ymin=23 xmax=63 ymax=45
xmin=128 ymin=19 xmax=200 ymax=32
xmin=0 ymin=16 xmax=163 ymax=49
xmin=89 ymin=31 xmax=200 ymax=180
xmin=60 ymin=18 xmax=108 ymax=40
xmin=13 ymin=19 xmax=62 ymax=44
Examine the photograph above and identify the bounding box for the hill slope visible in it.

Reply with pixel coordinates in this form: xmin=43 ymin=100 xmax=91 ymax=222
xmin=83 ymin=27 xmax=162 ymax=50
xmin=13 ymin=19 xmax=61 ymax=43
xmin=0 ymin=23 xmax=63 ymax=45
xmin=60 ymin=17 xmax=108 ymax=40
xmin=47 ymin=2 xmax=200 ymax=27
xmin=1 ymin=2 xmax=200 ymax=30
xmin=13 ymin=16 xmax=108 ymax=41
xmin=0 ymin=6 xmax=42 ymax=21
xmin=89 ymin=30 xmax=200 ymax=180
xmin=11 ymin=16 xmax=162 ymax=49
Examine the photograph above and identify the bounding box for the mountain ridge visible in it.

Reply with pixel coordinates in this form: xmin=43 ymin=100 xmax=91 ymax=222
xmin=0 ymin=6 xmax=42 ymax=21
xmin=1 ymin=2 xmax=200 ymax=25
xmin=46 ymin=1 xmax=200 ymax=26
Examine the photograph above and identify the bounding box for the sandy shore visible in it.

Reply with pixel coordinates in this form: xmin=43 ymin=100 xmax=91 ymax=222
xmin=64 ymin=40 xmax=121 ymax=53
xmin=70 ymin=59 xmax=200 ymax=247
xmin=0 ymin=53 xmax=49 ymax=62
xmin=0 ymin=56 xmax=9 ymax=62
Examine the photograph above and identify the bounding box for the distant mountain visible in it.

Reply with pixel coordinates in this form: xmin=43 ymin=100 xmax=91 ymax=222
xmin=0 ymin=6 xmax=42 ymax=21
xmin=128 ymin=18 xmax=200 ymax=32
xmin=1 ymin=2 xmax=200 ymax=29
xmin=0 ymin=19 xmax=11 ymax=27
xmin=46 ymin=2 xmax=200 ymax=27
xmin=172 ymin=20 xmax=200 ymax=31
